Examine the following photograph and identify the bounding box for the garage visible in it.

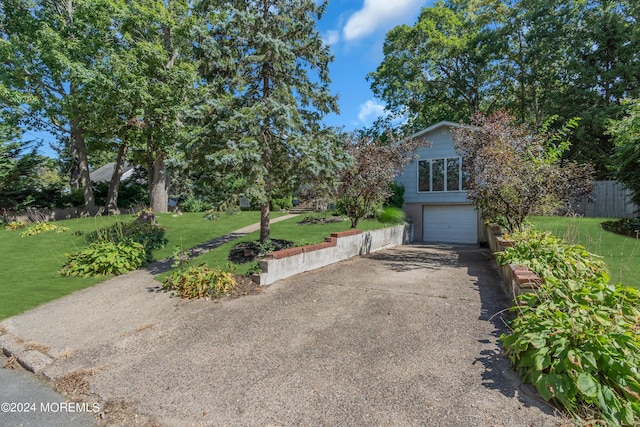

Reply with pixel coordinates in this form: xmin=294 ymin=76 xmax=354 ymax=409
xmin=422 ymin=205 xmax=478 ymax=244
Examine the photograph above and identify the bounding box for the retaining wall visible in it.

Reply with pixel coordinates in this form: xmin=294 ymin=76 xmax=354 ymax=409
xmin=485 ymin=223 xmax=543 ymax=299
xmin=255 ymin=225 xmax=408 ymax=286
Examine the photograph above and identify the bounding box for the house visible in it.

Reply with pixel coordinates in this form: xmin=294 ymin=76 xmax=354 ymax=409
xmin=396 ymin=121 xmax=481 ymax=245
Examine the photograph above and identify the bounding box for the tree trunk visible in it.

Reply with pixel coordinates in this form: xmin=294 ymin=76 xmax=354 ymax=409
xmin=105 ymin=142 xmax=128 ymax=214
xmin=70 ymin=117 xmax=95 ymax=210
xmin=260 ymin=201 xmax=270 ymax=243
xmin=150 ymin=151 xmax=170 ymax=213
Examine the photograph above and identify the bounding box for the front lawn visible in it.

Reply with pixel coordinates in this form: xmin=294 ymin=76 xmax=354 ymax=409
xmin=0 ymin=211 xmax=266 ymax=320
xmin=530 ymin=216 xmax=640 ymax=288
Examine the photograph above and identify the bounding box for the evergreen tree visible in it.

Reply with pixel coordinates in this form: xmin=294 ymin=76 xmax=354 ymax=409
xmin=192 ymin=0 xmax=342 ymax=242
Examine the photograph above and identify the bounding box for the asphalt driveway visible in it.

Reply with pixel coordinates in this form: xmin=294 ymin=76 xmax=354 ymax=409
xmin=0 ymin=244 xmax=564 ymax=426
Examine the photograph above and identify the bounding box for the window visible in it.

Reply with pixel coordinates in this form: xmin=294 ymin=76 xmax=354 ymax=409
xmin=417 ymin=157 xmax=465 ymax=192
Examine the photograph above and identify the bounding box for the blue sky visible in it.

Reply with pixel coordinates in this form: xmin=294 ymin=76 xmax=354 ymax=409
xmin=317 ymin=0 xmax=430 ymax=131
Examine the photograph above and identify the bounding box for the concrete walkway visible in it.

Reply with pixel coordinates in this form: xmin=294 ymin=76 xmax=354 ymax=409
xmin=1 ymin=242 xmax=564 ymax=426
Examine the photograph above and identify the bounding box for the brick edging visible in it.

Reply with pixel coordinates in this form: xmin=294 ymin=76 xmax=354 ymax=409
xmin=265 ymin=229 xmax=363 ymax=260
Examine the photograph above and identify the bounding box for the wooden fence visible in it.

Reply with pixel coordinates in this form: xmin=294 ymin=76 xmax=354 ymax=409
xmin=570 ymin=181 xmax=638 ymax=218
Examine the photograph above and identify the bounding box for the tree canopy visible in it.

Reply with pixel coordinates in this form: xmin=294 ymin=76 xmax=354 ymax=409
xmin=189 ymin=0 xmax=342 ymax=242
xmin=369 ymin=0 xmax=640 ymax=176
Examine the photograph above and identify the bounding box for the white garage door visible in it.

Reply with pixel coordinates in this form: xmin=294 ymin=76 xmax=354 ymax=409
xmin=423 ymin=205 xmax=478 ymax=244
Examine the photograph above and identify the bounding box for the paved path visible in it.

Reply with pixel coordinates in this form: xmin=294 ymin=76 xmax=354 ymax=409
xmin=1 ymin=242 xmax=564 ymax=426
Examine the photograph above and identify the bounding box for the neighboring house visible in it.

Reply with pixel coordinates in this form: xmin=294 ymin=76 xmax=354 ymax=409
xmin=396 ymin=121 xmax=480 ymax=244
xmin=89 ymin=162 xmax=135 ymax=183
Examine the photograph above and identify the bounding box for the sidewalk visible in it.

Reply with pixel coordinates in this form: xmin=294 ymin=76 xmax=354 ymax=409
xmin=1 ymin=239 xmax=564 ymax=425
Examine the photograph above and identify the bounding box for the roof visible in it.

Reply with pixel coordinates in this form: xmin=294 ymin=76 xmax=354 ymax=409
xmin=89 ymin=162 xmax=135 ymax=183
xmin=409 ymin=121 xmax=463 ymax=141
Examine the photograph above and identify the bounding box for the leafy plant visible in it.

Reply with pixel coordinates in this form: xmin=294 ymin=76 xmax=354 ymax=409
xmin=377 ymin=206 xmax=406 ymax=225
xmin=85 ymin=220 xmax=166 ymax=260
xmin=498 ymin=229 xmax=640 ymax=425
xmin=179 ymin=196 xmax=211 ymax=213
xmin=162 ymin=264 xmax=236 ymax=299
xmin=495 ymin=229 xmax=609 ymax=283
xmin=601 ymin=218 xmax=640 ymax=239
xmin=502 ymin=278 xmax=640 ymax=425
xmin=20 ymin=222 xmax=68 ymax=237
xmin=59 ymin=240 xmax=147 ymax=277
xmin=5 ymin=220 xmax=26 ymax=230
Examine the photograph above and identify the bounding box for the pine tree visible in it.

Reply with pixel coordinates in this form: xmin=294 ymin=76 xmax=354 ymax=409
xmin=192 ymin=0 xmax=341 ymax=242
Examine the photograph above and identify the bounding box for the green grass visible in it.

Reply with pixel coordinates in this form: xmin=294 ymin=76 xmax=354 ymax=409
xmin=530 ymin=216 xmax=640 ymax=288
xmin=180 ymin=213 xmax=392 ymax=275
xmin=0 ymin=211 xmax=268 ymax=320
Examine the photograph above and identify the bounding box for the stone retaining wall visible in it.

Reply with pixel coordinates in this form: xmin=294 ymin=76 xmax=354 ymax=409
xmin=255 ymin=225 xmax=408 ymax=286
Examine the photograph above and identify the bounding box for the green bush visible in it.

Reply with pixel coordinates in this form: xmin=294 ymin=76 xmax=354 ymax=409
xmin=270 ymin=194 xmax=293 ymax=211
xmin=85 ymin=220 xmax=166 ymax=260
xmin=601 ymin=217 xmax=640 ymax=239
xmin=385 ymin=182 xmax=405 ymax=208
xmin=377 ymin=206 xmax=406 ymax=224
xmin=502 ymin=278 xmax=640 ymax=425
xmin=498 ymin=229 xmax=640 ymax=425
xmin=496 ymin=229 xmax=609 ymax=283
xmin=59 ymin=240 xmax=147 ymax=277
xmin=162 ymin=264 xmax=236 ymax=299
xmin=179 ymin=196 xmax=211 ymax=213
xmin=20 ymin=222 xmax=68 ymax=237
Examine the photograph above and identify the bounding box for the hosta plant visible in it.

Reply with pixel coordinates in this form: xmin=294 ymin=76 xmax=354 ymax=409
xmin=498 ymin=229 xmax=640 ymax=425
xmin=495 ymin=229 xmax=609 ymax=283
xmin=59 ymin=240 xmax=147 ymax=277
xmin=20 ymin=222 xmax=68 ymax=237
xmin=162 ymin=264 xmax=236 ymax=300
xmin=502 ymin=277 xmax=640 ymax=426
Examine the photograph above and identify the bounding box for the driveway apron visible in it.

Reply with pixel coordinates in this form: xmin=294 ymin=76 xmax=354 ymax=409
xmin=0 ymin=244 xmax=563 ymax=426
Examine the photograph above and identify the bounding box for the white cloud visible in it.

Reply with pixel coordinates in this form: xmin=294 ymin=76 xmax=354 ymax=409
xmin=343 ymin=0 xmax=426 ymax=41
xmin=358 ymin=99 xmax=387 ymax=123
xmin=322 ymin=30 xmax=340 ymax=46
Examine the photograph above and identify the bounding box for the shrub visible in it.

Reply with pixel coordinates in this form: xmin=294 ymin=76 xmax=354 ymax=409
xmin=59 ymin=240 xmax=147 ymax=277
xmin=601 ymin=218 xmax=640 ymax=239
xmin=498 ymin=229 xmax=640 ymax=425
xmin=85 ymin=220 xmax=166 ymax=259
xmin=385 ymin=182 xmax=405 ymax=209
xmin=179 ymin=196 xmax=211 ymax=213
xmin=20 ymin=222 xmax=68 ymax=237
xmin=377 ymin=206 xmax=406 ymax=224
xmin=270 ymin=194 xmax=293 ymax=211
xmin=162 ymin=264 xmax=236 ymax=299
xmin=502 ymin=278 xmax=640 ymax=425
xmin=5 ymin=220 xmax=26 ymax=230
xmin=495 ymin=229 xmax=609 ymax=283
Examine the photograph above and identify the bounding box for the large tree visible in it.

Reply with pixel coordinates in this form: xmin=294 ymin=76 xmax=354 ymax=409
xmin=371 ymin=0 xmax=640 ymax=177
xmin=368 ymin=0 xmax=501 ymax=131
xmin=0 ymin=0 xmax=123 ymax=209
xmin=608 ymin=99 xmax=640 ymax=212
xmin=192 ymin=0 xmax=341 ymax=242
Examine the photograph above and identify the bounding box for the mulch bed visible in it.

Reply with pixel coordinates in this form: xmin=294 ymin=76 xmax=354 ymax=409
xmin=227 ymin=239 xmax=295 ymax=264
xmin=296 ymin=216 xmax=347 ymax=225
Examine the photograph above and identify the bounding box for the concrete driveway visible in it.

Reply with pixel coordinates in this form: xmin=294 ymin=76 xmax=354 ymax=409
xmin=0 ymin=244 xmax=563 ymax=426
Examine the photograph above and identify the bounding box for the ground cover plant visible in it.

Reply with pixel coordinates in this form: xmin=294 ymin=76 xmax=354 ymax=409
xmin=530 ymin=216 xmax=640 ymax=288
xmin=0 ymin=211 xmax=264 ymax=320
xmin=498 ymin=229 xmax=640 ymax=426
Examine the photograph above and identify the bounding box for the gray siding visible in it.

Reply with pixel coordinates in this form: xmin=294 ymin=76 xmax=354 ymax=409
xmin=397 ymin=124 xmax=471 ymax=205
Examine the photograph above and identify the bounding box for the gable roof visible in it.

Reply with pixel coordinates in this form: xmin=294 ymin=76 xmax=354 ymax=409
xmin=409 ymin=121 xmax=463 ymax=141
xmin=89 ymin=162 xmax=135 ymax=183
